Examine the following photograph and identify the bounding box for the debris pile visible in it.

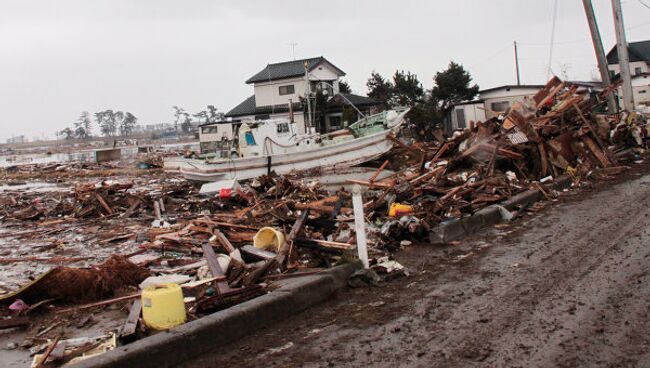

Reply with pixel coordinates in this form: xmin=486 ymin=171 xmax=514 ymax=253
xmin=1 ymin=77 xmax=649 ymax=366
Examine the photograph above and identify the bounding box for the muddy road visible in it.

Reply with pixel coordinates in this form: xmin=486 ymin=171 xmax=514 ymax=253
xmin=183 ymin=168 xmax=650 ymax=368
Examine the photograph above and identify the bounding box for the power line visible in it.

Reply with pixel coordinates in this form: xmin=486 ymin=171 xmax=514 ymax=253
xmin=639 ymin=0 xmax=650 ymax=11
xmin=518 ymin=20 xmax=650 ymax=47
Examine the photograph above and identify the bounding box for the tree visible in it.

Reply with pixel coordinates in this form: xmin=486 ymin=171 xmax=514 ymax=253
xmin=430 ymin=61 xmax=479 ymax=113
xmin=207 ymin=105 xmax=223 ymax=122
xmin=118 ymin=112 xmax=138 ymax=136
xmin=338 ymin=80 xmax=352 ymax=94
xmin=57 ymin=127 xmax=74 ymax=140
xmin=366 ymin=71 xmax=393 ymax=107
xmin=391 ymin=70 xmax=425 ymax=106
xmin=95 ymin=110 xmax=118 ymax=137
xmin=180 ymin=113 xmax=192 ymax=133
xmin=73 ymin=111 xmax=92 ymax=139
xmin=193 ymin=111 xmax=209 ymax=124
xmin=172 ymin=106 xmax=185 ymax=132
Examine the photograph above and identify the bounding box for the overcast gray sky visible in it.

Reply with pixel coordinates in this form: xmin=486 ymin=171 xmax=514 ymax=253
xmin=1 ymin=0 xmax=649 ymax=141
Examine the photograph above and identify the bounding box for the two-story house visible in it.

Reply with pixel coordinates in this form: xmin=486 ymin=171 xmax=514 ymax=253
xmin=225 ymin=57 xmax=379 ymax=133
xmin=607 ymin=40 xmax=650 ymax=110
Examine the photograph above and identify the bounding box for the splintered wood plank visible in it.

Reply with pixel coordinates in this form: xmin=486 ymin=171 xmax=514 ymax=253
xmin=201 ymin=242 xmax=232 ymax=295
xmin=582 ymin=136 xmax=611 ymax=168
xmin=95 ymin=194 xmax=113 ymax=215
xmin=120 ymin=299 xmax=142 ymax=341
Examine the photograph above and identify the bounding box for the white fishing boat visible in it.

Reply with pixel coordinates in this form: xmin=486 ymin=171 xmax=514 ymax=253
xmin=164 ymin=108 xmax=409 ymax=183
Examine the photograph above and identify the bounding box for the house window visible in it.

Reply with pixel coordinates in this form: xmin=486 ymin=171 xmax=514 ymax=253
xmin=491 ymin=101 xmax=510 ymax=112
xmin=455 ymin=108 xmax=466 ymax=129
xmin=279 ymin=85 xmax=295 ymax=95
xmin=635 ymin=67 xmax=642 ymax=75
xmin=640 ymin=90 xmax=647 ymax=94
xmin=276 ymin=122 xmax=290 ymax=134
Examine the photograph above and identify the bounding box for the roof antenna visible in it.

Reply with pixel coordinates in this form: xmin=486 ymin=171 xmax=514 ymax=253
xmin=288 ymin=42 xmax=297 ymax=61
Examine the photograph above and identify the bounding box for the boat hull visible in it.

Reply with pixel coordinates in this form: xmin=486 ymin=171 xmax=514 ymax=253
xmin=165 ymin=128 xmax=397 ymax=183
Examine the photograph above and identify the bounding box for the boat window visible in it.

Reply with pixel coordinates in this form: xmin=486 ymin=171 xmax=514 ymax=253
xmin=201 ymin=126 xmax=218 ymax=134
xmin=244 ymin=132 xmax=257 ymax=146
xmin=277 ymin=123 xmax=290 ymax=134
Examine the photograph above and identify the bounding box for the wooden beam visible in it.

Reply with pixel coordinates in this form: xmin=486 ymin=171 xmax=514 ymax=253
xmin=368 ymin=160 xmax=389 ymax=182
xmin=201 ymin=242 xmax=232 ymax=295
xmin=0 ymin=316 xmax=29 ymax=330
xmin=119 ymin=299 xmax=142 ymax=342
xmin=212 ymin=229 xmax=236 ymax=254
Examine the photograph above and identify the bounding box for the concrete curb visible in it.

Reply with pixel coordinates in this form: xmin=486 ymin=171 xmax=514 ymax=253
xmin=70 ymin=262 xmax=360 ymax=368
xmin=429 ymin=176 xmax=572 ymax=244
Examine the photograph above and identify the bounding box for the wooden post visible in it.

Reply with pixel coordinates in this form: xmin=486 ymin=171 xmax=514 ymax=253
xmin=352 ymin=185 xmax=369 ymax=268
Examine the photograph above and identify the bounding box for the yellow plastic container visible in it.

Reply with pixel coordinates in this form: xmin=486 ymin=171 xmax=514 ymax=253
xmin=253 ymin=227 xmax=285 ymax=252
xmin=141 ymin=283 xmax=186 ymax=330
xmin=389 ymin=203 xmax=413 ymax=217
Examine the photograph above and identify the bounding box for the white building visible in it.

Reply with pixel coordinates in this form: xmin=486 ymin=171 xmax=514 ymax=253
xmin=226 ymin=57 xmax=375 ymax=134
xmin=445 ymin=85 xmax=543 ymax=132
xmin=607 ymin=40 xmax=650 ymax=110
xmin=446 ymin=81 xmax=605 ymax=133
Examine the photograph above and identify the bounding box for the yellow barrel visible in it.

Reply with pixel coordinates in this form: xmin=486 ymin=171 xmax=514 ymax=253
xmin=141 ymin=283 xmax=186 ymax=330
xmin=253 ymin=227 xmax=285 ymax=252
xmin=389 ymin=203 xmax=413 ymax=217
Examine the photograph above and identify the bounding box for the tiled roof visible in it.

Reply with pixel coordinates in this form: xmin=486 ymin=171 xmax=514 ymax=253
xmin=245 ymin=57 xmax=345 ymax=84
xmin=225 ymin=95 xmax=304 ymax=118
xmin=607 ymin=40 xmax=650 ymax=64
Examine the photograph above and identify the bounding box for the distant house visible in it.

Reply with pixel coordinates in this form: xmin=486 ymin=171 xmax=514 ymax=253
xmin=607 ymin=40 xmax=650 ymax=110
xmin=445 ymin=85 xmax=543 ymax=132
xmin=445 ymin=81 xmax=605 ymax=133
xmin=225 ymin=57 xmax=380 ymax=133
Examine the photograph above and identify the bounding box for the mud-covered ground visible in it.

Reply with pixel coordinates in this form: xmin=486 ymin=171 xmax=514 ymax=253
xmin=182 ymin=163 xmax=650 ymax=368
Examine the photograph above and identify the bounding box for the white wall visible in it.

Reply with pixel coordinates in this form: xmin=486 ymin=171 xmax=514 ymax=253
xmin=199 ymin=123 xmax=235 ymax=142
xmin=252 ymin=62 xmax=342 ymax=108
xmin=237 ymin=112 xmax=307 ymax=134
xmin=253 ymin=76 xmax=307 ymax=107
xmin=608 ymin=61 xmax=649 ymax=76
xmin=480 ymin=87 xmax=541 ymax=100
xmin=633 ymin=74 xmax=650 ymax=106
xmin=307 ymin=63 xmax=340 ymax=81
xmin=450 ymin=103 xmax=487 ymax=130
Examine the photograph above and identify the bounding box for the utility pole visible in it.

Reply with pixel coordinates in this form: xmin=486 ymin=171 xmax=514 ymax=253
xmin=304 ymin=61 xmax=312 ymax=133
xmin=611 ymin=0 xmax=635 ymax=111
xmin=582 ymin=0 xmax=618 ymax=112
xmin=514 ymin=41 xmax=521 ymax=86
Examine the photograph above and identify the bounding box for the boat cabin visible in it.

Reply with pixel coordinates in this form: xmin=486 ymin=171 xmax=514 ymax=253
xmin=198 ymin=120 xmax=241 ymax=156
